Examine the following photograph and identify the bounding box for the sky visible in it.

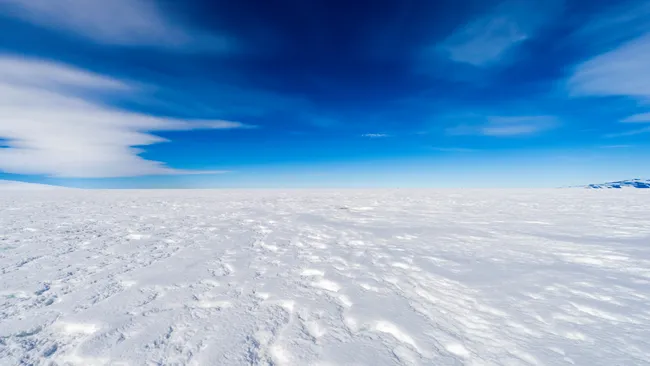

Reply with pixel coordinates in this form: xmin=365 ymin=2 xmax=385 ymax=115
xmin=0 ymin=0 xmax=649 ymax=188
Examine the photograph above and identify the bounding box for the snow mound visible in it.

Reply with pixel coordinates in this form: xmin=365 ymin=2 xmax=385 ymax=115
xmin=1 ymin=189 xmax=649 ymax=365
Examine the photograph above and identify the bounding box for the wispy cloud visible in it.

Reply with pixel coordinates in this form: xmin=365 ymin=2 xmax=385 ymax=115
xmin=605 ymin=127 xmax=650 ymax=138
xmin=600 ymin=145 xmax=632 ymax=149
xmin=621 ymin=112 xmax=650 ymax=123
xmin=439 ymin=1 xmax=561 ymax=66
xmin=0 ymin=0 xmax=230 ymax=50
xmin=567 ymin=5 xmax=650 ymax=138
xmin=574 ymin=1 xmax=650 ymax=53
xmin=447 ymin=115 xmax=557 ymax=137
xmin=568 ymin=33 xmax=650 ymax=101
xmin=0 ymin=55 xmax=250 ymax=178
xmin=361 ymin=133 xmax=389 ymax=138
xmin=430 ymin=147 xmax=476 ymax=153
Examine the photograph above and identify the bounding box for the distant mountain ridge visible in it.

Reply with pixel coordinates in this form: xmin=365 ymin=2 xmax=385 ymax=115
xmin=583 ymin=179 xmax=650 ymax=189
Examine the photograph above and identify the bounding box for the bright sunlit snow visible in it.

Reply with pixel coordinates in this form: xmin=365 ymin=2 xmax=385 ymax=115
xmin=1 ymin=189 xmax=649 ymax=365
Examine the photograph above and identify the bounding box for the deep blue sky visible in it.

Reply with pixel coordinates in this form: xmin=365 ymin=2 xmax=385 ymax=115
xmin=0 ymin=0 xmax=649 ymax=188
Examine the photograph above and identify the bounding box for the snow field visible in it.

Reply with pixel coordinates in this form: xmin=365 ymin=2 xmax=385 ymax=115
xmin=1 ymin=189 xmax=650 ymax=365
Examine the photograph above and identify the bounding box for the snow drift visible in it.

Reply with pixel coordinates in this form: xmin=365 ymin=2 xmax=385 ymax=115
xmin=1 ymin=189 xmax=649 ymax=365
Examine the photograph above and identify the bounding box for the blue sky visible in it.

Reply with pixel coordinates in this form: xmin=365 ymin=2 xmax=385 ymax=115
xmin=0 ymin=0 xmax=649 ymax=188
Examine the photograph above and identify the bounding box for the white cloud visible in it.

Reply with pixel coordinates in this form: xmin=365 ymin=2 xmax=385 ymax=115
xmin=482 ymin=116 xmax=557 ymax=136
xmin=568 ymin=9 xmax=650 ymax=138
xmin=575 ymin=1 xmax=650 ymax=53
xmin=0 ymin=55 xmax=250 ymax=178
xmin=442 ymin=16 xmax=526 ymax=66
xmin=0 ymin=0 xmax=229 ymax=50
xmin=568 ymin=33 xmax=650 ymax=101
xmin=599 ymin=145 xmax=632 ymax=149
xmin=0 ymin=56 xmax=130 ymax=90
xmin=621 ymin=112 xmax=650 ymax=123
xmin=361 ymin=133 xmax=389 ymax=138
xmin=447 ymin=115 xmax=557 ymax=137
xmin=605 ymin=127 xmax=650 ymax=138
xmin=440 ymin=1 xmax=562 ymax=66
xmin=430 ymin=147 xmax=476 ymax=152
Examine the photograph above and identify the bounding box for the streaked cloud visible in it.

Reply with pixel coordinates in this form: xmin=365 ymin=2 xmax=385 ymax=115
xmin=599 ymin=145 xmax=632 ymax=149
xmin=605 ymin=127 xmax=650 ymax=138
xmin=621 ymin=112 xmax=650 ymax=123
xmin=574 ymin=1 xmax=650 ymax=53
xmin=447 ymin=115 xmax=557 ymax=137
xmin=567 ymin=3 xmax=650 ymax=139
xmin=0 ymin=55 xmax=250 ymax=178
xmin=0 ymin=56 xmax=130 ymax=90
xmin=439 ymin=0 xmax=562 ymax=66
xmin=0 ymin=0 xmax=230 ymax=50
xmin=430 ymin=147 xmax=476 ymax=152
xmin=361 ymin=133 xmax=389 ymax=138
xmin=568 ymin=33 xmax=650 ymax=101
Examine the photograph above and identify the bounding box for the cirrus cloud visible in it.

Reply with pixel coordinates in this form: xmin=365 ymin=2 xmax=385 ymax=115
xmin=0 ymin=0 xmax=232 ymax=51
xmin=568 ymin=33 xmax=650 ymax=101
xmin=439 ymin=0 xmax=563 ymax=67
xmin=0 ymin=55 xmax=251 ymax=178
xmin=447 ymin=115 xmax=558 ymax=137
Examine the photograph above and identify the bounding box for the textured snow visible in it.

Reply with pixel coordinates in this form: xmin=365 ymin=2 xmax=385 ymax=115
xmin=1 ymin=189 xmax=649 ymax=365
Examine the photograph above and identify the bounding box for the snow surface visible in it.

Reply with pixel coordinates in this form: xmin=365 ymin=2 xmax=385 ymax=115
xmin=1 ymin=189 xmax=650 ymax=365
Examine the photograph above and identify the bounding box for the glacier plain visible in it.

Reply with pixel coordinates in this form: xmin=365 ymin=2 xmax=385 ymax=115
xmin=1 ymin=189 xmax=649 ymax=365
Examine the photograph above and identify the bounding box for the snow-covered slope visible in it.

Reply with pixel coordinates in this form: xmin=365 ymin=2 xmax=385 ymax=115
xmin=584 ymin=178 xmax=650 ymax=189
xmin=0 ymin=180 xmax=66 ymax=190
xmin=1 ymin=190 xmax=649 ymax=365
